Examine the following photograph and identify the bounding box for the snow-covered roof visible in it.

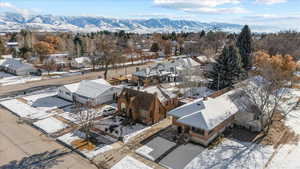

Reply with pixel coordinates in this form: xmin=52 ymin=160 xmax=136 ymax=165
xmin=141 ymin=86 xmax=177 ymax=103
xmin=196 ymin=55 xmax=215 ymax=63
xmin=75 ymin=80 xmax=112 ymax=98
xmin=74 ymin=57 xmax=90 ymax=64
xmin=63 ymin=83 xmax=80 ymax=93
xmin=176 ymin=57 xmax=201 ymax=68
xmin=0 ymin=58 xmax=35 ymax=71
xmin=133 ymin=67 xmax=171 ymax=78
xmin=1 ymin=55 xmax=12 ymax=59
xmin=168 ymin=94 xmax=238 ymax=131
xmin=48 ymin=53 xmax=68 ymax=58
xmin=61 ymin=79 xmax=114 ymax=98
xmin=6 ymin=42 xmax=18 ymax=46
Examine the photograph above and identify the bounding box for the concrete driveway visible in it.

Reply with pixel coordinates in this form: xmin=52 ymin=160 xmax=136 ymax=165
xmin=0 ymin=108 xmax=97 ymax=169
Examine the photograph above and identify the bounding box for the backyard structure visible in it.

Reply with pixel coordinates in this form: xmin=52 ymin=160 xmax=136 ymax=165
xmin=167 ymin=94 xmax=238 ymax=146
xmin=118 ymin=86 xmax=178 ymax=125
xmin=58 ymin=79 xmax=122 ymax=105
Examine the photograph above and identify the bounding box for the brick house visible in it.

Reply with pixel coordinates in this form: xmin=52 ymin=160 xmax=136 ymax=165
xmin=167 ymin=93 xmax=238 ymax=146
xmin=117 ymin=86 xmax=178 ymax=125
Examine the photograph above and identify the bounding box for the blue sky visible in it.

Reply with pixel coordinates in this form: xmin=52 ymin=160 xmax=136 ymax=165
xmin=0 ymin=0 xmax=299 ymax=30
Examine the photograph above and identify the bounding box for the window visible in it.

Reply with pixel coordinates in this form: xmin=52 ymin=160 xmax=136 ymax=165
xmin=191 ymin=127 xmax=204 ymax=135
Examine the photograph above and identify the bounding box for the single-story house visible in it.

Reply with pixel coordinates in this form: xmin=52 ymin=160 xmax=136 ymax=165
xmin=5 ymin=42 xmax=18 ymax=49
xmin=58 ymin=79 xmax=122 ymax=105
xmin=0 ymin=58 xmax=37 ymax=76
xmin=46 ymin=53 xmax=70 ymax=67
xmin=167 ymin=94 xmax=238 ymax=146
xmin=71 ymin=57 xmax=91 ymax=68
xmin=118 ymin=86 xmax=178 ymax=125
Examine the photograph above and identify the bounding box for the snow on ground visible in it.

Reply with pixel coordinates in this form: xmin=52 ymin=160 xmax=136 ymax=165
xmin=33 ymin=117 xmax=68 ymax=134
xmin=0 ymin=71 xmax=14 ymax=78
xmin=181 ymin=87 xmax=215 ymax=99
xmin=24 ymin=92 xmax=72 ymax=111
xmin=94 ymin=116 xmax=148 ymax=143
xmin=58 ymin=112 xmax=79 ymax=124
xmin=266 ymin=88 xmax=300 ymax=169
xmin=0 ymin=75 xmax=42 ymax=86
xmin=184 ymin=139 xmax=273 ymax=169
xmin=111 ymin=155 xmax=153 ymax=169
xmin=0 ymin=99 xmax=55 ymax=120
xmin=57 ymin=130 xmax=113 ymax=159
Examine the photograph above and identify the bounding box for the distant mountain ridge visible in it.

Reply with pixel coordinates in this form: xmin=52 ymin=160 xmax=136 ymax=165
xmin=0 ymin=12 xmax=274 ymax=33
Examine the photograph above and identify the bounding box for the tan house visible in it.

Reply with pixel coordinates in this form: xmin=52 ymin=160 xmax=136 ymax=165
xmin=117 ymin=86 xmax=178 ymax=125
xmin=167 ymin=93 xmax=238 ymax=146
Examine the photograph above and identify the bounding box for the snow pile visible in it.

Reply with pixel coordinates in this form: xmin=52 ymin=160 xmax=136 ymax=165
xmin=111 ymin=156 xmax=153 ymax=169
xmin=57 ymin=130 xmax=113 ymax=159
xmin=0 ymin=76 xmax=42 ymax=86
xmin=33 ymin=117 xmax=67 ymax=134
xmin=184 ymin=139 xmax=273 ymax=169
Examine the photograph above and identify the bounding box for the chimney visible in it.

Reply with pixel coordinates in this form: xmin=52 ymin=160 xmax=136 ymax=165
xmin=203 ymin=97 xmax=208 ymax=101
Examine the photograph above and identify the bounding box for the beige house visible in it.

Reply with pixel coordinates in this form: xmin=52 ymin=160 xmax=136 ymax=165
xmin=167 ymin=94 xmax=238 ymax=146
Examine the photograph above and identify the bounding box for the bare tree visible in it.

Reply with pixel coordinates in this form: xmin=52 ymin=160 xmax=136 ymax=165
xmin=240 ymin=51 xmax=296 ymax=134
xmin=72 ymin=102 xmax=99 ymax=141
xmin=96 ymin=37 xmax=120 ymax=79
xmin=45 ymin=59 xmax=57 ymax=75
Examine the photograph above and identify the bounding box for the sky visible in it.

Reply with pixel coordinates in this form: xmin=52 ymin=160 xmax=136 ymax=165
xmin=0 ymin=0 xmax=299 ymax=30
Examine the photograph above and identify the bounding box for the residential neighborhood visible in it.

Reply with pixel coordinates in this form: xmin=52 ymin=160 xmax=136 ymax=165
xmin=1 ymin=1 xmax=300 ymax=169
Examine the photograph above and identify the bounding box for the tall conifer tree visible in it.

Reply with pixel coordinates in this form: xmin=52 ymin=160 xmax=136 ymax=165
xmin=208 ymin=46 xmax=245 ymax=90
xmin=237 ymin=25 xmax=252 ymax=70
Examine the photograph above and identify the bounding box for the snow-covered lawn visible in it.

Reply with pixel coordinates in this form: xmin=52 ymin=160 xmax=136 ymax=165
xmin=24 ymin=92 xmax=72 ymax=111
xmin=57 ymin=130 xmax=113 ymax=159
xmin=266 ymin=88 xmax=300 ymax=169
xmin=183 ymin=139 xmax=273 ymax=169
xmin=94 ymin=116 xmax=148 ymax=143
xmin=0 ymin=99 xmax=54 ymax=120
xmin=111 ymin=156 xmax=153 ymax=169
xmin=33 ymin=117 xmax=68 ymax=134
xmin=0 ymin=75 xmax=42 ymax=86
xmin=57 ymin=104 xmax=117 ymax=124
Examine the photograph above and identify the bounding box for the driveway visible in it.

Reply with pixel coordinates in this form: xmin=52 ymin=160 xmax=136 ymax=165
xmin=0 ymin=108 xmax=97 ymax=169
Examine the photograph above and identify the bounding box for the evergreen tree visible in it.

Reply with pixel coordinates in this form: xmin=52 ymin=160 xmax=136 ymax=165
xmin=236 ymin=25 xmax=252 ymax=70
xmin=150 ymin=42 xmax=160 ymax=52
xmin=208 ymin=46 xmax=245 ymax=90
xmin=200 ymin=30 xmax=206 ymax=38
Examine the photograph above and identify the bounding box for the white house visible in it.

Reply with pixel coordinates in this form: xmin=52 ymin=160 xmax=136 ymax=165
xmin=5 ymin=42 xmax=18 ymax=49
xmin=46 ymin=53 xmax=70 ymax=67
xmin=58 ymin=79 xmax=122 ymax=105
xmin=0 ymin=58 xmax=37 ymax=76
xmin=71 ymin=57 xmax=91 ymax=68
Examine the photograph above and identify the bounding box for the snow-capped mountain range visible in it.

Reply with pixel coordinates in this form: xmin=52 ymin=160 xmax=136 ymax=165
xmin=0 ymin=12 xmax=274 ymax=33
